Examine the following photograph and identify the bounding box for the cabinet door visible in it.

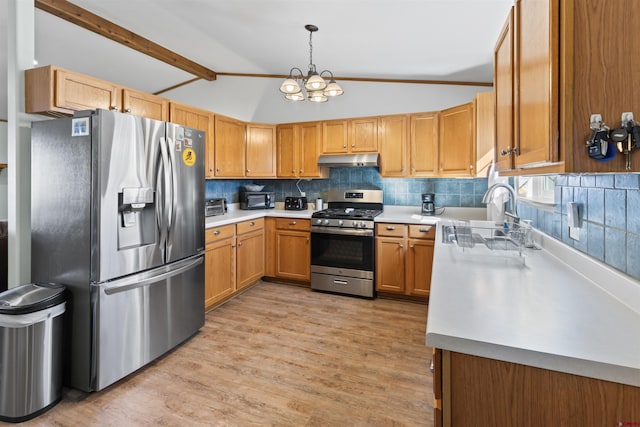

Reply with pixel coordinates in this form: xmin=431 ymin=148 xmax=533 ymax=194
xmin=276 ymin=124 xmax=298 ymax=178
xmin=205 ymin=237 xmax=236 ymax=310
xmin=410 ymin=112 xmax=439 ymax=177
xmin=379 ymin=115 xmax=409 ymax=177
xmin=236 ymin=229 xmax=265 ymax=290
xmin=349 ymin=117 xmax=378 ymax=152
xmin=322 ymin=120 xmax=349 ymax=153
xmin=122 ymin=88 xmax=168 ymax=121
xmin=170 ymin=103 xmax=215 ymax=178
xmin=214 ymin=115 xmax=246 ymax=177
xmin=375 ymin=236 xmax=406 ymax=293
xmin=275 ymin=230 xmax=310 ymax=281
xmin=299 ymin=122 xmax=325 ymax=178
xmin=439 ymin=103 xmax=475 ymax=176
xmin=474 ymin=92 xmax=495 ymax=177
xmin=514 ymin=0 xmax=559 ymax=167
xmin=246 ymin=123 xmax=276 ymax=177
xmin=55 ymin=68 xmax=121 ymax=112
xmin=406 ymin=238 xmax=434 ymax=298
xmin=494 ymin=9 xmax=515 ymax=172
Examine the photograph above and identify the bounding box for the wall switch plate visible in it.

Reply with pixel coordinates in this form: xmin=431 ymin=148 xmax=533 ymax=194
xmin=567 ymin=202 xmax=580 ymax=228
xmin=569 ymin=226 xmax=580 ymax=240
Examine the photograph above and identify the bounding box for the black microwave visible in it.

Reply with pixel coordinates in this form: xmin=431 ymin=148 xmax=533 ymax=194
xmin=240 ymin=191 xmax=275 ymax=210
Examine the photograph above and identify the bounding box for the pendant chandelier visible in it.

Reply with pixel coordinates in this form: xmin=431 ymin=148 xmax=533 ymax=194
xmin=279 ymin=24 xmax=344 ymax=103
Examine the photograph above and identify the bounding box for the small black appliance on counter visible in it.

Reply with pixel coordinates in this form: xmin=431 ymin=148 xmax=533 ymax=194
xmin=205 ymin=198 xmax=227 ymax=217
xmin=240 ymin=191 xmax=275 ymax=210
xmin=284 ymin=196 xmax=308 ymax=211
xmin=421 ymin=193 xmax=435 ymax=215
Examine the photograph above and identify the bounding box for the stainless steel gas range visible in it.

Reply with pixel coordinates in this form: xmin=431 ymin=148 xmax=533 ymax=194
xmin=310 ymin=189 xmax=383 ymax=298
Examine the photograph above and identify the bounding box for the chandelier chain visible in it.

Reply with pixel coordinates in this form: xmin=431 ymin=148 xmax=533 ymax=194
xmin=308 ymin=30 xmax=314 ymax=70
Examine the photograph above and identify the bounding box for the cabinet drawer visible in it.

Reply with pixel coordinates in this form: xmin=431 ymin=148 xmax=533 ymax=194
xmin=206 ymin=224 xmax=235 ymax=244
xmin=376 ymin=223 xmax=407 ymax=238
xmin=275 ymin=218 xmax=310 ymax=231
xmin=237 ymin=218 xmax=264 ymax=234
xmin=409 ymin=224 xmax=435 ymax=240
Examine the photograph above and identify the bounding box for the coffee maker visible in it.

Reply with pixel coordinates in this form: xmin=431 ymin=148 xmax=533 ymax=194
xmin=421 ymin=193 xmax=435 ymax=215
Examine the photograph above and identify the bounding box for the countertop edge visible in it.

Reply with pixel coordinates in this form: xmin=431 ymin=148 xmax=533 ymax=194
xmin=426 ymin=332 xmax=640 ymax=388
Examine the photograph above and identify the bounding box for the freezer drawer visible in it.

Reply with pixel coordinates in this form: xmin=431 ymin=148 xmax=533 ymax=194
xmin=91 ymin=254 xmax=204 ymax=391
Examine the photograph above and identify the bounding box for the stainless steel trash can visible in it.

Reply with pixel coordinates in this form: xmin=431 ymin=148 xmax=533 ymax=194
xmin=0 ymin=282 xmax=67 ymax=423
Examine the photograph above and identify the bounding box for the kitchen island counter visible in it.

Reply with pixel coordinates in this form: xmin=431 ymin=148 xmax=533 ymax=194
xmin=426 ymin=220 xmax=640 ymax=387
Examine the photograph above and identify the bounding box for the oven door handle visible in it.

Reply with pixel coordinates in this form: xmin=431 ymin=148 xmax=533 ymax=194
xmin=311 ymin=227 xmax=374 ymax=237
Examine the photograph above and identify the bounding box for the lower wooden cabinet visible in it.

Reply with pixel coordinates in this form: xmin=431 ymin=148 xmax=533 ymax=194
xmin=265 ymin=217 xmax=310 ymax=282
xmin=204 ymin=219 xmax=264 ymax=310
xmin=205 ymin=224 xmax=236 ymax=310
xmin=432 ymin=349 xmax=640 ymax=427
xmin=236 ymin=219 xmax=265 ymax=290
xmin=375 ymin=223 xmax=435 ymax=298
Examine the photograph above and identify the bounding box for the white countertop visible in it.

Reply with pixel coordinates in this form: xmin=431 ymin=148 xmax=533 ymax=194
xmin=426 ymin=220 xmax=640 ymax=387
xmin=206 ymin=205 xmax=488 ymax=228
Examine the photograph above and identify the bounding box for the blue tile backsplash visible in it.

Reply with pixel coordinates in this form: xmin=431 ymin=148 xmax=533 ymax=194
xmin=206 ymin=168 xmax=640 ymax=282
xmin=517 ymin=173 xmax=640 ymax=281
xmin=205 ymin=167 xmax=489 ymax=208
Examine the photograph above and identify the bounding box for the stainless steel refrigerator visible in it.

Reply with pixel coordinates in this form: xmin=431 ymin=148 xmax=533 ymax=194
xmin=31 ymin=109 xmax=205 ymax=392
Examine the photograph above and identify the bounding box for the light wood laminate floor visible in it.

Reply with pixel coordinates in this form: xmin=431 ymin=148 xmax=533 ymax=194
xmin=20 ymin=281 xmax=433 ymax=426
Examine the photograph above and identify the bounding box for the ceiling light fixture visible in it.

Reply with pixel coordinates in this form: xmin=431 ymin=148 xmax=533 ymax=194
xmin=279 ymin=24 xmax=344 ymax=103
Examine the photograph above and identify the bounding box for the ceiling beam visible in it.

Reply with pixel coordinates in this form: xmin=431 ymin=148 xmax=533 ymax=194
xmin=34 ymin=0 xmax=217 ymax=81
xmin=216 ymin=72 xmax=493 ymax=87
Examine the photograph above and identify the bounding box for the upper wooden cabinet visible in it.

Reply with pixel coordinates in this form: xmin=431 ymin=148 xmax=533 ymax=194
xmin=276 ymin=122 xmax=328 ymax=178
xmin=246 ymin=123 xmax=276 ymax=177
xmin=494 ymin=8 xmax=515 ymax=173
xmin=379 ymin=115 xmax=409 ymax=177
xmin=169 ymin=102 xmax=215 ymax=178
xmin=474 ymin=91 xmax=495 ymax=177
xmin=494 ymin=0 xmax=640 ymax=174
xmin=410 ymin=112 xmax=439 ymax=177
xmin=438 ymin=103 xmax=475 ymax=177
xmin=25 ymin=65 xmax=168 ymax=121
xmin=322 ymin=117 xmax=378 ymax=154
xmin=214 ymin=115 xmax=246 ymax=177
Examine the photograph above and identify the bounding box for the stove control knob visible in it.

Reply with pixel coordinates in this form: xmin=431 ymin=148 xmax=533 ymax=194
xmin=323 ymin=219 xmax=330 ymax=226
xmin=338 ymin=220 xmax=344 ymax=226
xmin=316 ymin=219 xmax=323 ymax=225
xmin=352 ymin=221 xmax=358 ymax=228
xmin=360 ymin=221 xmax=368 ymax=228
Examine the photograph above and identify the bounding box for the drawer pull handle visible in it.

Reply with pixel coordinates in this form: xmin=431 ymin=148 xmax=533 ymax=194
xmin=249 ymin=221 xmax=255 ymax=226
xmin=213 ymin=230 xmax=220 ymax=236
xmin=429 ymin=359 xmax=434 ymax=373
xmin=289 ymin=221 xmax=297 ymax=225
xmin=419 ymin=227 xmax=431 ymax=232
xmin=386 ymin=226 xmax=395 ymax=231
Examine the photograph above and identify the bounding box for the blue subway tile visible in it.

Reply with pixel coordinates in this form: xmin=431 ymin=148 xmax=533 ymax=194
xmin=561 ymin=187 xmax=574 ymax=214
xmin=445 ymin=181 xmax=461 ymax=194
xmin=556 ymin=175 xmax=568 ymax=186
xmin=604 ymin=189 xmax=626 ymax=229
xmin=604 ymin=227 xmax=627 ymax=272
xmin=627 ymin=234 xmax=640 ymax=280
xmin=615 ymin=174 xmax=640 ymax=190
xmin=560 ymin=215 xmax=574 ymax=246
xmin=596 ymin=174 xmax=615 ymax=188
xmin=573 ymin=225 xmax=588 ymax=253
xmin=587 ymin=188 xmax=605 ymax=224
xmin=627 ymin=190 xmax=640 ymax=234
xmin=574 ymin=187 xmax=588 ymax=222
xmin=581 ymin=175 xmax=596 ymax=187
xmin=460 ymin=195 xmax=475 ymax=207
xmin=587 ymin=222 xmax=605 ymax=261
xmin=567 ymin=175 xmax=581 ymax=187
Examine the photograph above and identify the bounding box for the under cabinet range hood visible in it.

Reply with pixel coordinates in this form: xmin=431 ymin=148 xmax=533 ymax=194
xmin=317 ymin=153 xmax=380 ymax=168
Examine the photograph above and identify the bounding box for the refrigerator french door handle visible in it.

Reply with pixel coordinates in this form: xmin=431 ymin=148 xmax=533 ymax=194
xmin=158 ymin=137 xmax=172 ymax=249
xmin=102 ymin=255 xmax=203 ymax=295
xmin=165 ymin=137 xmax=176 ymax=234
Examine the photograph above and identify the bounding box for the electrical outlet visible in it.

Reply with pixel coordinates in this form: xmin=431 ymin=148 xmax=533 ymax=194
xmin=569 ymin=226 xmax=580 ymax=241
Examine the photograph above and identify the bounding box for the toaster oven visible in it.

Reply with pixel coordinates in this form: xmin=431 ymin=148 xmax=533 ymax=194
xmin=205 ymin=198 xmax=227 ymax=216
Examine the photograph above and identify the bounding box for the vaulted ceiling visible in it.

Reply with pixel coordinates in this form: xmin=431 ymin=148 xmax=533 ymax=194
xmin=1 ymin=0 xmax=514 ymax=120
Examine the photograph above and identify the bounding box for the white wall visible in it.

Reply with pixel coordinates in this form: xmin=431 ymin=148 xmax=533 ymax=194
xmin=0 ymin=121 xmax=6 ymax=220
xmin=165 ymin=75 xmax=491 ymax=123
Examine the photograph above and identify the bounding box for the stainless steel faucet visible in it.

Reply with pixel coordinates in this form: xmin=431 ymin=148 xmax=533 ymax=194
xmin=482 ymin=183 xmax=518 ymax=220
